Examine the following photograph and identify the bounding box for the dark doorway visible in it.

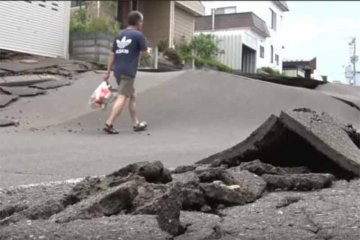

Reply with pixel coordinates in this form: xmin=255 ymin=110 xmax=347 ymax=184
xmin=241 ymin=45 xmax=256 ymax=73
xmin=132 ymin=0 xmax=138 ymax=10
xmin=117 ymin=0 xmax=138 ymax=29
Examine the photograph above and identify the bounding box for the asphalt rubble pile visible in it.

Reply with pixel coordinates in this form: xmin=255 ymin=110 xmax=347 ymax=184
xmin=0 ymin=52 xmax=96 ymax=127
xmin=1 ymin=108 xmax=360 ymax=239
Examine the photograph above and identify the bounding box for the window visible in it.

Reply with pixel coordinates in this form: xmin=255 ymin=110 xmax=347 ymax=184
xmin=270 ymin=45 xmax=274 ymax=63
xmin=215 ymin=6 xmax=237 ymax=15
xmin=71 ymin=0 xmax=85 ymax=8
xmin=270 ymin=9 xmax=277 ymax=31
xmin=275 ymin=54 xmax=279 ymax=66
xmin=260 ymin=46 xmax=265 ymax=58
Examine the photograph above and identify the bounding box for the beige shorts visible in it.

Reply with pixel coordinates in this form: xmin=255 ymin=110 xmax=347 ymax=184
xmin=116 ymin=75 xmax=135 ymax=97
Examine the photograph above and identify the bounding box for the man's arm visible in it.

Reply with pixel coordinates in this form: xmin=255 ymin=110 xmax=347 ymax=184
xmin=104 ymin=52 xmax=115 ymax=82
xmin=142 ymin=49 xmax=151 ymax=59
xmin=139 ymin=33 xmax=150 ymax=59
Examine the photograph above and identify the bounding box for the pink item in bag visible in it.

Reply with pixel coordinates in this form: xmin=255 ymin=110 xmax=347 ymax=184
xmin=89 ymin=82 xmax=112 ymax=109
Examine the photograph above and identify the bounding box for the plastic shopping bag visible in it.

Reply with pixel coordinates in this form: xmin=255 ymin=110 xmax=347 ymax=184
xmin=89 ymin=81 xmax=113 ymax=109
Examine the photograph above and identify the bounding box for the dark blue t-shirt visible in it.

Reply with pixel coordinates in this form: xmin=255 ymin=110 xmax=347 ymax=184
xmin=112 ymin=29 xmax=147 ymax=78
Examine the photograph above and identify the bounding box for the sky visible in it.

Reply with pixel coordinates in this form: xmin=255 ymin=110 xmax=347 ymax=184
xmin=201 ymin=1 xmax=360 ymax=83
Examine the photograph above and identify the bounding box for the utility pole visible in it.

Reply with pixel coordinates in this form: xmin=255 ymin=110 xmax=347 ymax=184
xmin=353 ymin=37 xmax=357 ymax=85
xmin=348 ymin=37 xmax=358 ymax=85
xmin=211 ymin=8 xmax=215 ymax=32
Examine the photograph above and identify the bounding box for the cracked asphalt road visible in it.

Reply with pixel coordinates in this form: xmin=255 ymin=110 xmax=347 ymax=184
xmin=0 ymin=70 xmax=359 ymax=188
xmin=217 ymin=179 xmax=360 ymax=240
xmin=1 ymin=179 xmax=360 ymax=239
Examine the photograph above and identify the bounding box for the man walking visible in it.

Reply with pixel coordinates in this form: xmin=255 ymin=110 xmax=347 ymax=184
xmin=103 ymin=11 xmax=149 ymax=134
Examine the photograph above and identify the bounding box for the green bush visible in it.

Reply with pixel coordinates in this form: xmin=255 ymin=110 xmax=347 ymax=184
xmin=70 ymin=8 xmax=120 ymax=35
xmin=191 ymin=34 xmax=219 ymax=59
xmin=160 ymin=34 xmax=232 ymax=73
xmin=157 ymin=40 xmax=169 ymax=53
xmin=163 ymin=48 xmax=183 ymax=66
xmin=174 ymin=36 xmax=193 ymax=59
xmin=194 ymin=56 xmax=232 ymax=73
xmin=139 ymin=55 xmax=153 ymax=68
xmin=259 ymin=67 xmax=282 ymax=76
xmin=70 ymin=9 xmax=88 ymax=33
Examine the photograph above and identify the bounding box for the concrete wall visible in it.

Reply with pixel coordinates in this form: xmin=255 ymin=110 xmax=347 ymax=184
xmin=70 ymin=32 xmax=115 ymax=64
xmin=142 ymin=0 xmax=171 ymax=48
xmin=174 ymin=5 xmax=195 ymax=44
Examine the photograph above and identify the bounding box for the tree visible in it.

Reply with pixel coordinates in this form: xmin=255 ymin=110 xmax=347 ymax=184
xmin=191 ymin=34 xmax=219 ymax=60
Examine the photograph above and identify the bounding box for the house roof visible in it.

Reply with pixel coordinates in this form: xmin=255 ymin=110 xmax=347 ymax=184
xmin=272 ymin=1 xmax=289 ymax=12
xmin=195 ymin=12 xmax=270 ymax=38
xmin=283 ymin=58 xmax=317 ymax=70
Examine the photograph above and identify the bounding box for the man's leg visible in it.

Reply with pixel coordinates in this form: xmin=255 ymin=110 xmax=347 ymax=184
xmin=129 ymin=94 xmax=147 ymax=131
xmin=105 ymin=94 xmax=128 ymax=127
xmin=129 ymin=94 xmax=140 ymax=126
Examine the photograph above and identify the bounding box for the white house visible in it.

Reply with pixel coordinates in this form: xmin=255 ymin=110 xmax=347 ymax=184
xmin=0 ymin=1 xmax=71 ymax=58
xmin=198 ymin=1 xmax=289 ymax=72
xmin=195 ymin=12 xmax=269 ymax=72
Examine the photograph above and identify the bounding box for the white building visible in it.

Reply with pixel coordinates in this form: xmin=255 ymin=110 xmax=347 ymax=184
xmin=0 ymin=1 xmax=71 ymax=58
xmin=198 ymin=1 xmax=289 ymax=72
xmin=282 ymin=57 xmax=327 ymax=81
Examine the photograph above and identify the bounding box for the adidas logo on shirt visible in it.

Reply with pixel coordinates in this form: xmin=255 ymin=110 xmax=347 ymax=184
xmin=116 ymin=36 xmax=132 ymax=54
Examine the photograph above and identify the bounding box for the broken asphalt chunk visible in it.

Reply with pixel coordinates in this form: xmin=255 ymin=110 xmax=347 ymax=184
xmin=30 ymin=79 xmax=71 ymax=90
xmin=172 ymin=164 xmax=197 ymax=174
xmin=0 ymin=86 xmax=45 ymax=97
xmin=0 ymin=215 xmax=171 ymax=240
xmin=0 ymin=94 xmax=18 ymax=108
xmin=0 ymin=58 xmax=68 ymax=72
xmin=262 ymin=173 xmax=334 ymax=191
xmin=280 ymin=109 xmax=360 ymax=177
xmin=196 ymin=167 xmax=238 ymax=185
xmin=0 ymin=75 xmax=59 ymax=87
xmin=133 ymin=182 xmax=185 ymax=236
xmin=175 ymin=211 xmax=222 ymax=240
xmin=238 ymin=160 xmax=310 ymax=175
xmin=238 ymin=159 xmax=287 ymax=175
xmin=197 ymin=108 xmax=360 ymax=178
xmin=52 ymin=180 xmax=140 ymax=223
xmin=107 ymin=161 xmax=172 ymax=184
xmin=0 ymin=119 xmax=19 ymax=127
xmin=199 ymin=170 xmax=265 ymax=206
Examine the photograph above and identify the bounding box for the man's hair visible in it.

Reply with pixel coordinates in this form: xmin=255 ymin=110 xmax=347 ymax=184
xmin=128 ymin=11 xmax=143 ymax=26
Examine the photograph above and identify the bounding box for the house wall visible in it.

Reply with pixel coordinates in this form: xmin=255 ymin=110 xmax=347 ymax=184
xmin=201 ymin=1 xmax=288 ymax=72
xmin=176 ymin=1 xmax=205 ymax=15
xmin=142 ymin=0 xmax=171 ymax=48
xmin=0 ymin=1 xmax=71 ymax=58
xmin=196 ymin=28 xmax=265 ymax=72
xmin=283 ymin=68 xmax=305 ymax=77
xmin=195 ymin=31 xmax=243 ymax=71
xmin=71 ymin=0 xmax=202 ymax=49
xmin=282 ymin=69 xmax=298 ymax=77
xmin=174 ymin=5 xmax=195 ymax=44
